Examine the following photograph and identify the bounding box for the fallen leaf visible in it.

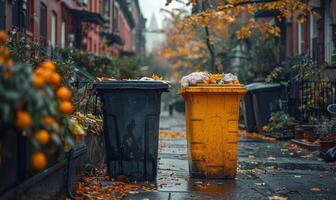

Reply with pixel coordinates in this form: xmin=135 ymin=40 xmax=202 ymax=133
xmin=268 ymin=196 xmax=288 ymax=200
xmin=248 ymin=154 xmax=255 ymax=159
xmin=255 ymin=182 xmax=266 ymax=186
xmin=268 ymin=156 xmax=276 ymax=161
xmin=310 ymin=187 xmax=321 ymax=192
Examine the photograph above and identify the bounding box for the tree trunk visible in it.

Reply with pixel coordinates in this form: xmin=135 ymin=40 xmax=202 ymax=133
xmin=204 ymin=25 xmax=217 ymax=73
xmin=201 ymin=2 xmax=217 ymax=73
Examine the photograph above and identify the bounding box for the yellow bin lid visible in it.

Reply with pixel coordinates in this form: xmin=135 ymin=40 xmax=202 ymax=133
xmin=179 ymin=84 xmax=247 ymax=94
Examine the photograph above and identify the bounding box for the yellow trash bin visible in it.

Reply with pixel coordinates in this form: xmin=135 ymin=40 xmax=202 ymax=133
xmin=180 ymin=84 xmax=246 ymax=179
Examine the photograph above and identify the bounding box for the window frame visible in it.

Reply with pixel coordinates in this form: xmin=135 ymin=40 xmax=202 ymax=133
xmin=51 ymin=11 xmax=57 ymax=48
xmin=298 ymin=23 xmax=305 ymax=55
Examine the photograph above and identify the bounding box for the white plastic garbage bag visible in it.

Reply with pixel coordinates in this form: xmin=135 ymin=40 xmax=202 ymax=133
xmin=140 ymin=77 xmax=154 ymax=81
xmin=180 ymin=72 xmax=209 ymax=87
xmin=219 ymin=73 xmax=239 ymax=84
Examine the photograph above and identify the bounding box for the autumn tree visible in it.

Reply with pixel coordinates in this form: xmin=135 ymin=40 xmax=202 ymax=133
xmin=161 ymin=0 xmax=318 ymax=73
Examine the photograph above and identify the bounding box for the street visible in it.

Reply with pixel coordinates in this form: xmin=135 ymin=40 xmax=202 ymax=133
xmin=123 ymin=111 xmax=336 ymax=200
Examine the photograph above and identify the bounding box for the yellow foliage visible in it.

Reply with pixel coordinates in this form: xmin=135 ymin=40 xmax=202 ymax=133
xmin=161 ymin=0 xmax=317 ymax=71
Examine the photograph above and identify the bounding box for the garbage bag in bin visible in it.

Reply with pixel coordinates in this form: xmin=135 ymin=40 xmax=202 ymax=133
xmin=249 ymin=83 xmax=282 ymax=132
xmin=95 ymin=81 xmax=169 ymax=181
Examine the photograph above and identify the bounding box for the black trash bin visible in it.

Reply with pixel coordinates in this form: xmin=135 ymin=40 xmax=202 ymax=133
xmin=242 ymin=83 xmax=264 ymax=133
xmin=95 ymin=81 xmax=169 ymax=181
xmin=249 ymin=83 xmax=282 ymax=132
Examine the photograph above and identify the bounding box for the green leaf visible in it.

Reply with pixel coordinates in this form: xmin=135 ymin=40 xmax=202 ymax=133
xmin=51 ymin=134 xmax=62 ymax=146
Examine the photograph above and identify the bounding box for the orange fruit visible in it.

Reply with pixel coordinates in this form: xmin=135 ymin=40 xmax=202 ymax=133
xmin=32 ymin=75 xmax=45 ymax=88
xmin=34 ymin=129 xmax=50 ymax=145
xmin=32 ymin=152 xmax=47 ymax=171
xmin=16 ymin=110 xmax=32 ymax=129
xmin=41 ymin=69 xmax=53 ymax=82
xmin=0 ymin=56 xmax=4 ymax=64
xmin=56 ymin=87 xmax=72 ymax=101
xmin=43 ymin=116 xmax=55 ymax=126
xmin=2 ymin=48 xmax=10 ymax=58
xmin=41 ymin=60 xmax=56 ymax=72
xmin=59 ymin=101 xmax=73 ymax=115
xmin=50 ymin=73 xmax=62 ymax=87
xmin=35 ymin=68 xmax=52 ymax=82
xmin=34 ymin=68 xmax=44 ymax=76
xmin=3 ymin=71 xmax=12 ymax=78
xmin=0 ymin=31 xmax=8 ymax=44
xmin=4 ymin=59 xmax=13 ymax=67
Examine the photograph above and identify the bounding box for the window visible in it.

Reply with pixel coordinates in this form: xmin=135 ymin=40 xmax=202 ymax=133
xmin=0 ymin=1 xmax=5 ymax=30
xmin=113 ymin=5 xmax=119 ymax=32
xmin=61 ymin=20 xmax=66 ymax=48
xmin=103 ymin=0 xmax=110 ymax=17
xmin=298 ymin=23 xmax=304 ymax=54
xmin=51 ymin=12 xmax=57 ymax=47
xmin=310 ymin=14 xmax=318 ymax=61
xmin=12 ymin=0 xmax=19 ymax=28
xmin=39 ymin=3 xmax=47 ymax=46
xmin=11 ymin=0 xmax=29 ymax=30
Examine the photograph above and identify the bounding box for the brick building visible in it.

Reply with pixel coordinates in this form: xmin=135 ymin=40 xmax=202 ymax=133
xmin=258 ymin=0 xmax=336 ymax=65
xmin=0 ymin=0 xmax=146 ymax=57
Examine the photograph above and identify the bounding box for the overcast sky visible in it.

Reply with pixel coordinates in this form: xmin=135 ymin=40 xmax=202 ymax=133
xmin=139 ymin=0 xmax=185 ymax=28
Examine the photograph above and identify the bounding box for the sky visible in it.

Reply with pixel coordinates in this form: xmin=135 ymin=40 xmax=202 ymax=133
xmin=139 ymin=0 xmax=185 ymax=29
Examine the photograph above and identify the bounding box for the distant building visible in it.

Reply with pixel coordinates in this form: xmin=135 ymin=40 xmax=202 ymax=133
xmin=146 ymin=13 xmax=165 ymax=55
xmin=288 ymin=0 xmax=335 ymax=64
xmin=256 ymin=0 xmax=336 ymax=65
xmin=0 ymin=0 xmax=146 ymax=57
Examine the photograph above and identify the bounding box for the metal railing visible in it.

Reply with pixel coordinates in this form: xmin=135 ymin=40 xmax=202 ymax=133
xmin=285 ymin=54 xmax=336 ymax=122
xmin=288 ymin=80 xmax=336 ymax=122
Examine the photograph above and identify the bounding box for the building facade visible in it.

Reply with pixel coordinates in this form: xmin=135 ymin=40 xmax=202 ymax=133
xmin=272 ymin=0 xmax=336 ymax=65
xmin=0 ymin=0 xmax=146 ymax=57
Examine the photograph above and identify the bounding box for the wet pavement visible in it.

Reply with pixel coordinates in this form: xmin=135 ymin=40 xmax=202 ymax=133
xmin=126 ymin=111 xmax=336 ymax=200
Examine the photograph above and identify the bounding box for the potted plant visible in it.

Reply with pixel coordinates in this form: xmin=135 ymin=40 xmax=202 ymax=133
xmin=316 ymin=121 xmax=336 ymax=152
xmin=302 ymin=116 xmax=319 ymax=142
xmin=294 ymin=125 xmax=304 ymax=139
xmin=264 ymin=111 xmax=296 ymax=139
xmin=0 ymin=32 xmax=84 ymax=198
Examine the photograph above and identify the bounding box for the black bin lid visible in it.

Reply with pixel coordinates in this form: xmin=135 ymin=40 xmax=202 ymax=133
xmin=94 ymin=80 xmax=169 ymax=91
xmin=247 ymin=82 xmax=281 ymax=92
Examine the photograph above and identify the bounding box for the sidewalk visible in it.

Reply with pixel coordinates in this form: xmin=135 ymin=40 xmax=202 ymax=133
xmin=126 ymin=111 xmax=336 ymax=200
